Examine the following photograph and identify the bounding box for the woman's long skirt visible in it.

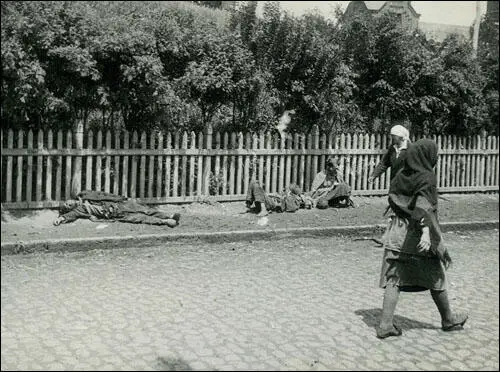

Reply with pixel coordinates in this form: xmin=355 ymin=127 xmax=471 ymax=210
xmin=379 ymin=215 xmax=447 ymax=292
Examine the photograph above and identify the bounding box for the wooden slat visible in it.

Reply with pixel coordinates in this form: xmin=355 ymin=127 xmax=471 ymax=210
xmin=284 ymin=133 xmax=292 ymax=190
xmin=305 ymin=131 xmax=312 ymax=192
xmin=95 ymin=130 xmax=103 ymax=192
xmin=297 ymin=133 xmax=304 ymax=191
xmin=26 ymin=130 xmax=33 ymax=202
xmin=368 ymin=134 xmax=376 ymax=191
xmin=265 ymin=132 xmax=272 ymax=193
xmin=459 ymin=136 xmax=466 ymax=187
xmin=443 ymin=135 xmax=450 ymax=188
xmin=258 ymin=132 xmax=265 ymax=186
xmin=172 ymin=131 xmax=180 ymax=197
xmin=453 ymin=136 xmax=459 ymax=187
xmin=213 ymin=132 xmax=221 ymax=195
xmin=361 ymin=134 xmax=369 ymax=191
xmin=121 ymin=131 xmax=129 ymax=198
xmin=236 ymin=132 xmax=244 ymax=194
xmin=45 ymin=130 xmax=53 ymax=200
xmin=338 ymin=133 xmax=345 ymax=184
xmin=352 ymin=133 xmax=358 ymax=191
xmin=104 ymin=130 xmax=112 ymax=193
xmin=221 ymin=132 xmax=229 ymax=196
xmin=279 ymin=133 xmax=286 ymax=192
xmin=139 ymin=131 xmax=147 ymax=198
xmin=16 ymin=129 xmax=23 ymax=202
xmin=494 ymin=137 xmax=499 ymax=186
xmin=346 ymin=133 xmax=353 ymax=186
xmin=180 ymin=131 xmax=189 ymax=196
xmin=36 ymin=130 xmax=44 ymax=202
xmin=229 ymin=133 xmax=236 ymax=195
xmin=203 ymin=126 xmax=212 ymax=196
xmin=379 ymin=134 xmax=387 ymax=190
xmin=55 ymin=130 xmax=63 ymax=201
xmin=147 ymin=132 xmax=155 ymax=198
xmin=196 ymin=132 xmax=202 ymax=197
xmin=485 ymin=136 xmax=492 ymax=186
xmin=189 ymin=132 xmax=196 ymax=196
xmin=319 ymin=132 xmax=327 ymax=176
xmin=165 ymin=132 xmax=172 ymax=198
xmin=113 ymin=131 xmax=121 ymax=195
xmin=156 ymin=132 xmax=164 ymax=198
xmin=465 ymin=136 xmax=471 ymax=187
xmin=474 ymin=135 xmax=481 ymax=186
xmin=65 ymin=131 xmax=72 ymax=199
xmin=436 ymin=135 xmax=443 ymax=188
xmin=479 ymin=134 xmax=486 ymax=187
xmin=244 ymin=132 xmax=251 ymax=194
xmin=445 ymin=135 xmax=453 ymax=187
xmin=252 ymin=133 xmax=258 ymax=184
xmin=130 ymin=131 xmax=138 ymax=198
xmin=86 ymin=131 xmax=94 ymax=191
xmin=6 ymin=129 xmax=14 ymax=202
xmin=271 ymin=133 xmax=279 ymax=193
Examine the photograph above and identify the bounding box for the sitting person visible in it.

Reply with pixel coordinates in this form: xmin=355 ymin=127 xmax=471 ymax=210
xmin=245 ymin=180 xmax=313 ymax=217
xmin=53 ymin=190 xmax=181 ymax=227
xmin=308 ymin=157 xmax=355 ymax=209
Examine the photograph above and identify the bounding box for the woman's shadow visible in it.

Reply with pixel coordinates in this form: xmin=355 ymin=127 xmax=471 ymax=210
xmin=355 ymin=308 xmax=439 ymax=331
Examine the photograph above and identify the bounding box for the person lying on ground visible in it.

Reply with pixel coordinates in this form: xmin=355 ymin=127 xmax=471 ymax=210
xmin=245 ymin=180 xmax=313 ymax=217
xmin=307 ymin=157 xmax=355 ymax=209
xmin=53 ymin=190 xmax=181 ymax=227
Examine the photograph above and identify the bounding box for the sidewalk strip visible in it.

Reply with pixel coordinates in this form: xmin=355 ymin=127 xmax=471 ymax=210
xmin=1 ymin=221 xmax=498 ymax=255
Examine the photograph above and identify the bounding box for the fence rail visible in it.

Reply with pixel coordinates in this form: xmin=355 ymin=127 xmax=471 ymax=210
xmin=1 ymin=127 xmax=498 ymax=209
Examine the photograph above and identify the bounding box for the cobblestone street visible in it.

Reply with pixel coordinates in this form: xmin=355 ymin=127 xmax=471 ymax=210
xmin=1 ymin=230 xmax=499 ymax=371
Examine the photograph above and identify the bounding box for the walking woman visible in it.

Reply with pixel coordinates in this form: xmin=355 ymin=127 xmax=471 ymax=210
xmin=377 ymin=138 xmax=468 ymax=339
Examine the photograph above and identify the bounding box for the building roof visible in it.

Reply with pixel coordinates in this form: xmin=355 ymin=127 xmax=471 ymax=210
xmin=363 ymin=1 xmax=387 ymax=11
xmin=419 ymin=22 xmax=471 ymax=42
xmin=361 ymin=1 xmax=420 ymax=17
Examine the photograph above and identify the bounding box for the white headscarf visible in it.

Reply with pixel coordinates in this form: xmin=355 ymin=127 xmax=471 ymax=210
xmin=390 ymin=124 xmax=410 ymax=140
xmin=390 ymin=124 xmax=410 ymax=158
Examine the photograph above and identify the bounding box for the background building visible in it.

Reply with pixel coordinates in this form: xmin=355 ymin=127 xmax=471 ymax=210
xmin=343 ymin=1 xmax=472 ymax=42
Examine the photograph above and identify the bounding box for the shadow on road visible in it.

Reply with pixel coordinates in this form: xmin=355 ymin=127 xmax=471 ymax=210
xmin=156 ymin=356 xmax=193 ymax=371
xmin=355 ymin=308 xmax=439 ymax=330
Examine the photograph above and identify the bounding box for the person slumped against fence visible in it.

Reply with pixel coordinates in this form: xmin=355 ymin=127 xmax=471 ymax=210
xmin=53 ymin=190 xmax=181 ymax=227
xmin=368 ymin=124 xmax=411 ymax=185
xmin=308 ymin=157 xmax=355 ymax=209
xmin=376 ymin=138 xmax=468 ymax=339
xmin=245 ymin=181 xmax=313 ymax=217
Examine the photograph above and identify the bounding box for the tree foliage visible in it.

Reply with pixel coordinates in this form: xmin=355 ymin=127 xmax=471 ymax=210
xmin=1 ymin=1 xmax=497 ymax=136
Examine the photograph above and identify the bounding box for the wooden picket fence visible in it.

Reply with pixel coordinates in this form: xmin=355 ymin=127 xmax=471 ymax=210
xmin=1 ymin=126 xmax=498 ymax=209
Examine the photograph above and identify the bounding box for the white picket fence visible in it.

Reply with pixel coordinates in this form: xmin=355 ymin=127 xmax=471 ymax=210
xmin=1 ymin=126 xmax=498 ymax=209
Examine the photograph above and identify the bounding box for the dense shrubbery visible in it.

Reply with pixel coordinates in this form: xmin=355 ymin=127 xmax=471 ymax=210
xmin=1 ymin=1 xmax=498 ymax=136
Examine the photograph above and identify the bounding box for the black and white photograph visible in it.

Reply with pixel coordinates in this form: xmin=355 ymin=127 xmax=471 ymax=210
xmin=1 ymin=1 xmax=498 ymax=370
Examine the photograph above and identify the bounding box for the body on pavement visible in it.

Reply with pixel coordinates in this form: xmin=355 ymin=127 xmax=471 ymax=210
xmin=54 ymin=190 xmax=181 ymax=227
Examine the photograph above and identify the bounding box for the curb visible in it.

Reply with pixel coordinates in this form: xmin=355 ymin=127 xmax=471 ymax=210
xmin=1 ymin=220 xmax=498 ymax=256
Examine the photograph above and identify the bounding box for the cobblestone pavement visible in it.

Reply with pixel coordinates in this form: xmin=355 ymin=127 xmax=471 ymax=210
xmin=1 ymin=230 xmax=499 ymax=371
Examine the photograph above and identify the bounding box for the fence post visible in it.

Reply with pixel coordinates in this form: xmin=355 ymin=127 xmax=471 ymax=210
xmin=71 ymin=120 xmax=84 ymax=198
xmin=203 ymin=124 xmax=213 ymax=196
